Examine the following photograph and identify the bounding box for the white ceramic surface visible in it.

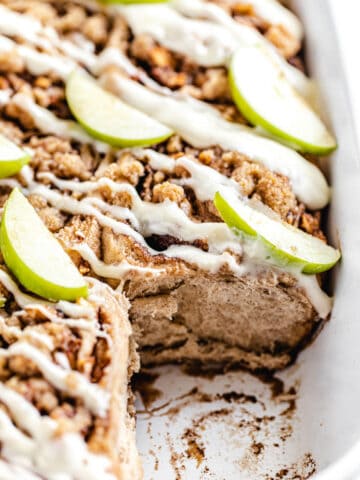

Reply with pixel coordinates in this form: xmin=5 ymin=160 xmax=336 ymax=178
xmin=136 ymin=1 xmax=360 ymax=478
xmin=329 ymin=0 xmax=360 ymax=142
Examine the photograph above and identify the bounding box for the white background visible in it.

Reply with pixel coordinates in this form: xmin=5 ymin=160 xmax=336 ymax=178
xmin=330 ymin=0 xmax=360 ymax=139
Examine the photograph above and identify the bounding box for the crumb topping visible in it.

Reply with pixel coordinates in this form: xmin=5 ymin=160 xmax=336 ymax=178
xmin=0 ymin=2 xmax=332 ymax=476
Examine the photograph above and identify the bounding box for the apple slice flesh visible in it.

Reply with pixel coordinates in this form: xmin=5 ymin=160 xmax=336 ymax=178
xmin=66 ymin=69 xmax=173 ymax=147
xmin=214 ymin=189 xmax=340 ymax=274
xmin=229 ymin=46 xmax=337 ymax=155
xmin=0 ymin=133 xmax=30 ymax=178
xmin=0 ymin=189 xmax=88 ymax=301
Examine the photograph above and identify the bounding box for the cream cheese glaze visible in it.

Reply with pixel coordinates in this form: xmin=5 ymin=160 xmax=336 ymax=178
xmin=0 ymin=34 xmax=75 ymax=79
xmin=0 ymin=269 xmax=49 ymax=309
xmin=0 ymin=0 xmax=310 ymax=99
xmin=1 ymin=154 xmax=332 ymax=319
xmin=0 ymin=109 xmax=332 ymax=318
xmin=0 ymin=5 xmax=329 ymax=209
xmin=0 ymin=5 xmax=161 ymax=90
xmin=0 ymin=460 xmax=41 ymax=480
xmin=103 ymin=74 xmax=330 ymax=209
xmin=11 ymin=93 xmax=110 ymax=154
xmin=0 ymin=385 xmax=116 ymax=480
xmin=0 ymin=3 xmax=333 ymax=319
xmin=0 ymin=274 xmax=128 ymax=480
xmin=0 ymin=342 xmax=110 ymax=416
xmin=0 ymin=317 xmax=55 ymax=351
xmin=14 ymin=166 xmax=244 ymax=265
xmin=117 ymin=0 xmax=310 ymax=97
xmin=0 ymin=268 xmax=109 ymax=338
xmin=72 ymin=242 xmax=162 ymax=279
xmin=0 ymin=2 xmax=336 ymax=478
xmin=3 ymin=83 xmax=331 ymax=210
xmin=216 ymin=0 xmax=304 ymax=40
xmin=0 ymin=5 xmax=95 ymax=68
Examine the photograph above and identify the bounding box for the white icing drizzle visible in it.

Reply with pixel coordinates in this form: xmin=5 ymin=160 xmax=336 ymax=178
xmin=56 ymin=298 xmax=96 ymax=321
xmin=27 ymin=303 xmax=108 ymax=339
xmin=83 ymin=196 xmax=140 ymax=227
xmin=54 ymin=351 xmax=71 ymax=370
xmin=31 ymin=168 xmax=241 ymax=251
xmin=217 ymin=0 xmax=303 ymax=40
xmin=71 ymin=32 xmax=95 ymax=53
xmin=294 ymin=272 xmax=333 ymax=319
xmin=2 ymin=169 xmax=250 ymax=292
xmin=0 ymin=269 xmax=48 ymax=309
xmin=134 ymin=198 xmax=236 ymax=245
xmin=0 ymin=317 xmax=54 ymax=351
xmin=0 ymin=13 xmax=327 ymax=209
xmin=165 ymin=244 xmax=246 ymax=275
xmin=0 ymin=149 xmax=331 ymax=318
xmin=0 ymin=34 xmax=74 ymax=78
xmin=0 ymin=5 xmax=94 ymax=69
xmin=118 ymin=0 xmax=310 ymax=96
xmin=103 ymin=73 xmax=330 ymax=209
xmin=19 ymin=159 xmax=331 ymax=317
xmin=171 ymin=0 xmax=309 ymax=96
xmin=14 ymin=167 xmax=147 ymax=246
xmin=0 ymin=342 xmax=110 ymax=416
xmin=137 ymin=148 xmax=176 ymax=172
xmin=0 ymin=3 xmax=329 ymax=477
xmin=120 ymin=4 xmax=237 ymax=67
xmin=73 ymin=242 xmax=161 ymax=279
xmin=11 ymin=93 xmax=109 ymax=153
xmin=0 ymin=2 xmax=332 ymax=320
xmin=95 ymin=47 xmax=136 ymax=75
xmin=0 ymin=1 xmax=310 ymax=97
xmin=0 ymin=5 xmax=49 ymax=48
xmin=3 ymin=72 xmax=329 ymax=210
xmin=0 ymin=88 xmax=12 ymax=107
xmin=33 ymin=182 xmax=149 ymax=245
xmin=0 ymin=5 xmax=160 ymax=91
xmin=0 ymin=384 xmax=116 ymax=480
xmin=97 ymin=46 xmax=173 ymax=95
xmin=0 ymin=274 xmax=117 ymax=479
xmin=0 ymin=409 xmax=35 ymax=466
xmin=0 ymin=460 xmax=41 ymax=480
xmin=176 ymin=155 xmax=238 ymax=201
xmin=0 ymin=268 xmax=108 ymax=339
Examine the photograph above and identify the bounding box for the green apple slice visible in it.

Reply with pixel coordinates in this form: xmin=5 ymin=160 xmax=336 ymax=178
xmin=0 ymin=189 xmax=88 ymax=301
xmin=214 ymin=189 xmax=340 ymax=274
xmin=229 ymin=46 xmax=337 ymax=155
xmin=0 ymin=133 xmax=30 ymax=178
xmin=66 ymin=69 xmax=173 ymax=147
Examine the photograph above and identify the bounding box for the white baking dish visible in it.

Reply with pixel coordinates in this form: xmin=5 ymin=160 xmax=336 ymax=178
xmin=135 ymin=1 xmax=360 ymax=478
